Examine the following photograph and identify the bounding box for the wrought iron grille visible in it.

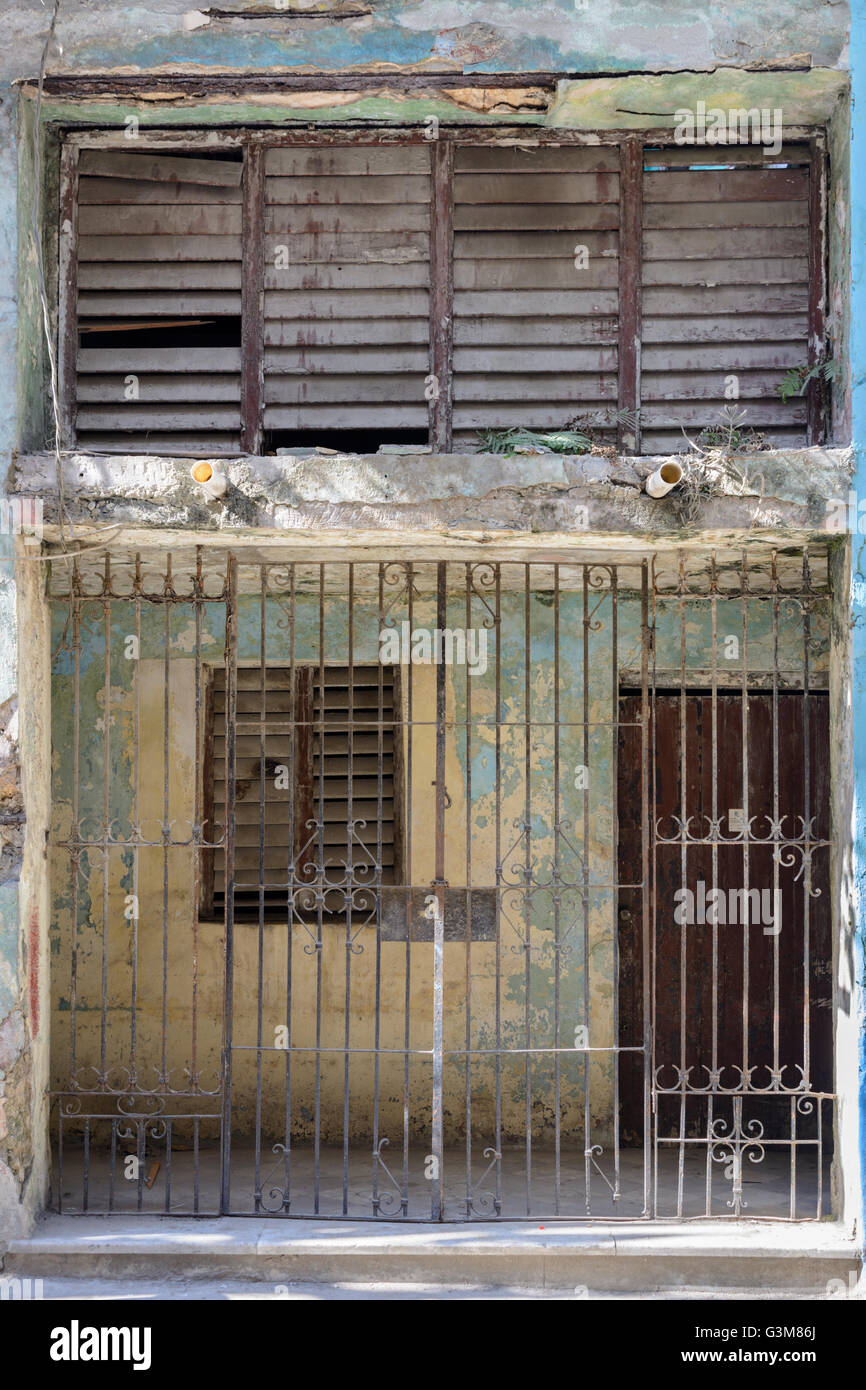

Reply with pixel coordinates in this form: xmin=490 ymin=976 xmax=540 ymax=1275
xmin=48 ymin=546 xmax=834 ymax=1220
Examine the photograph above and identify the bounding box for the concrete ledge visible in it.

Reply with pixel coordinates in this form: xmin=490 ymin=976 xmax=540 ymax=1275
xmin=9 ymin=447 xmax=853 ymax=541
xmin=4 ymin=1216 xmax=861 ymax=1295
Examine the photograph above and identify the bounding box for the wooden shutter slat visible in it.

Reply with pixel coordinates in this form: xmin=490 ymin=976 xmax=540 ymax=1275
xmin=77 ymin=374 xmax=240 ymax=403
xmin=79 ymin=292 xmax=242 ymax=316
xmin=79 ymin=262 xmax=243 ymax=290
xmin=644 ymin=168 xmax=808 ymax=201
xmin=264 ymin=318 xmax=431 ymax=348
xmin=643 ymin=203 xmax=808 ymax=231
xmin=78 ymin=347 xmax=242 ymax=373
xmin=454 ymin=203 xmax=619 ymax=232
xmin=265 ymin=145 xmax=431 ymax=176
xmin=79 ymin=235 xmax=243 ymax=261
xmin=266 ymin=174 xmax=431 ymax=204
xmin=641 ymin=313 xmax=808 ymax=342
xmin=265 ymin=204 xmax=430 ymax=232
xmin=264 ymin=231 xmax=430 ymax=263
xmin=643 ymin=256 xmax=809 ymax=286
xmin=79 ymin=205 xmax=242 ymax=236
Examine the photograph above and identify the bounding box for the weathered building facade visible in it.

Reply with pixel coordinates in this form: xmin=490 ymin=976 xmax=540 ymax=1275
xmin=0 ymin=0 xmax=864 ymax=1291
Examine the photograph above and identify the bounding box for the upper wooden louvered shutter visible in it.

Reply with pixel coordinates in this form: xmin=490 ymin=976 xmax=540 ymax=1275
xmin=450 ymin=145 xmax=621 ymax=447
xmin=262 ymin=146 xmax=431 ymax=442
xmin=75 ymin=149 xmax=243 ymax=454
xmin=640 ymin=145 xmax=812 ymax=452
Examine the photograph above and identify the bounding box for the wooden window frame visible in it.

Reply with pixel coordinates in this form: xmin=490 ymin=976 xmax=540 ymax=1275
xmin=201 ymin=660 xmax=405 ymax=923
xmin=57 ymin=126 xmax=830 ymax=455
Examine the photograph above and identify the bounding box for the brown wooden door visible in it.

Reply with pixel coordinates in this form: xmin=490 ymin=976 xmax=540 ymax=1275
xmin=617 ymin=690 xmax=832 ymax=1142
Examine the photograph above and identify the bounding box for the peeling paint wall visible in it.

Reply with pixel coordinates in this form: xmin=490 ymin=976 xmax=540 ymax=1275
xmin=0 ymin=0 xmax=851 ymax=80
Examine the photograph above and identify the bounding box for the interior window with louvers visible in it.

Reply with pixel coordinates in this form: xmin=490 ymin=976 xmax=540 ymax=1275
xmin=206 ymin=664 xmax=402 ymax=921
xmin=75 ymin=148 xmax=243 ymax=454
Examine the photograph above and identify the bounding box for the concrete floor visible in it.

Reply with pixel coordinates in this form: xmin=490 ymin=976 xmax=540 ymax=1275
xmin=53 ymin=1141 xmax=830 ymax=1221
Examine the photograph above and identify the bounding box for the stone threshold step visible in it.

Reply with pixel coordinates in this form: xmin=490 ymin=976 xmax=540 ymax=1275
xmin=4 ymin=1217 xmax=861 ymax=1295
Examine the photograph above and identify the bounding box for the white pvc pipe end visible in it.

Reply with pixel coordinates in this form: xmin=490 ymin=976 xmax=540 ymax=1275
xmin=190 ymin=461 xmax=228 ymax=499
xmin=644 ymin=461 xmax=685 ymax=498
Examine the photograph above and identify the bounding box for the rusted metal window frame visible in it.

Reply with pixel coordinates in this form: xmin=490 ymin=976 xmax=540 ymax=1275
xmin=56 ymin=125 xmax=831 ymax=454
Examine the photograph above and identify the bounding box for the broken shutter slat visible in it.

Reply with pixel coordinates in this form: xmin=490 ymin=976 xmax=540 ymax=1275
xmin=640 ymin=144 xmax=812 ymax=452
xmin=451 ymin=144 xmax=621 ymax=448
xmin=263 ymin=144 xmax=432 ymax=445
xmin=75 ymin=148 xmax=243 ymax=455
xmin=78 ymin=149 xmax=244 ymax=186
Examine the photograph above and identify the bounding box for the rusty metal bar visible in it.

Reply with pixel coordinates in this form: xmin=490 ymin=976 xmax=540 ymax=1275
xmin=219 ymin=554 xmax=238 ymax=1213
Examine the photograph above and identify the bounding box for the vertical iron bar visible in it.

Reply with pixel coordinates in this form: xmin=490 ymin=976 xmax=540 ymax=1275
xmin=641 ymin=561 xmax=652 ymax=1217
xmin=525 ymin=565 xmax=534 ymax=1215
xmin=69 ymin=568 xmax=81 ymax=1085
xmin=219 ymin=554 xmax=238 ymax=1213
xmin=610 ymin=566 xmax=620 ymax=1206
xmin=342 ymin=564 xmax=355 ymax=1214
xmin=707 ymin=554 xmax=719 ymax=1215
xmin=314 ymin=564 xmax=326 ymax=1214
xmin=582 ymin=567 xmax=591 ymax=1213
xmin=494 ymin=565 xmax=503 ymax=1215
xmin=101 ymin=560 xmax=111 ymax=1089
xmin=161 ymin=559 xmax=171 ymax=1089
xmin=741 ymin=552 xmax=750 ymax=1092
xmin=254 ymin=570 xmax=267 ymax=1211
xmin=464 ymin=563 xmax=473 ymax=1215
xmin=771 ymin=553 xmax=781 ymax=1082
xmin=283 ymin=564 xmax=296 ymax=1209
xmin=677 ymin=555 xmax=687 ymax=1218
xmin=131 ymin=558 xmax=142 ymax=1088
xmin=372 ymin=565 xmax=385 ymax=1214
xmin=401 ymin=563 xmax=414 ymax=1215
xmin=553 ymin=564 xmax=562 ymax=1215
xmin=432 ymin=561 xmax=447 ymax=1219
xmin=802 ymin=552 xmax=813 ymax=1088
